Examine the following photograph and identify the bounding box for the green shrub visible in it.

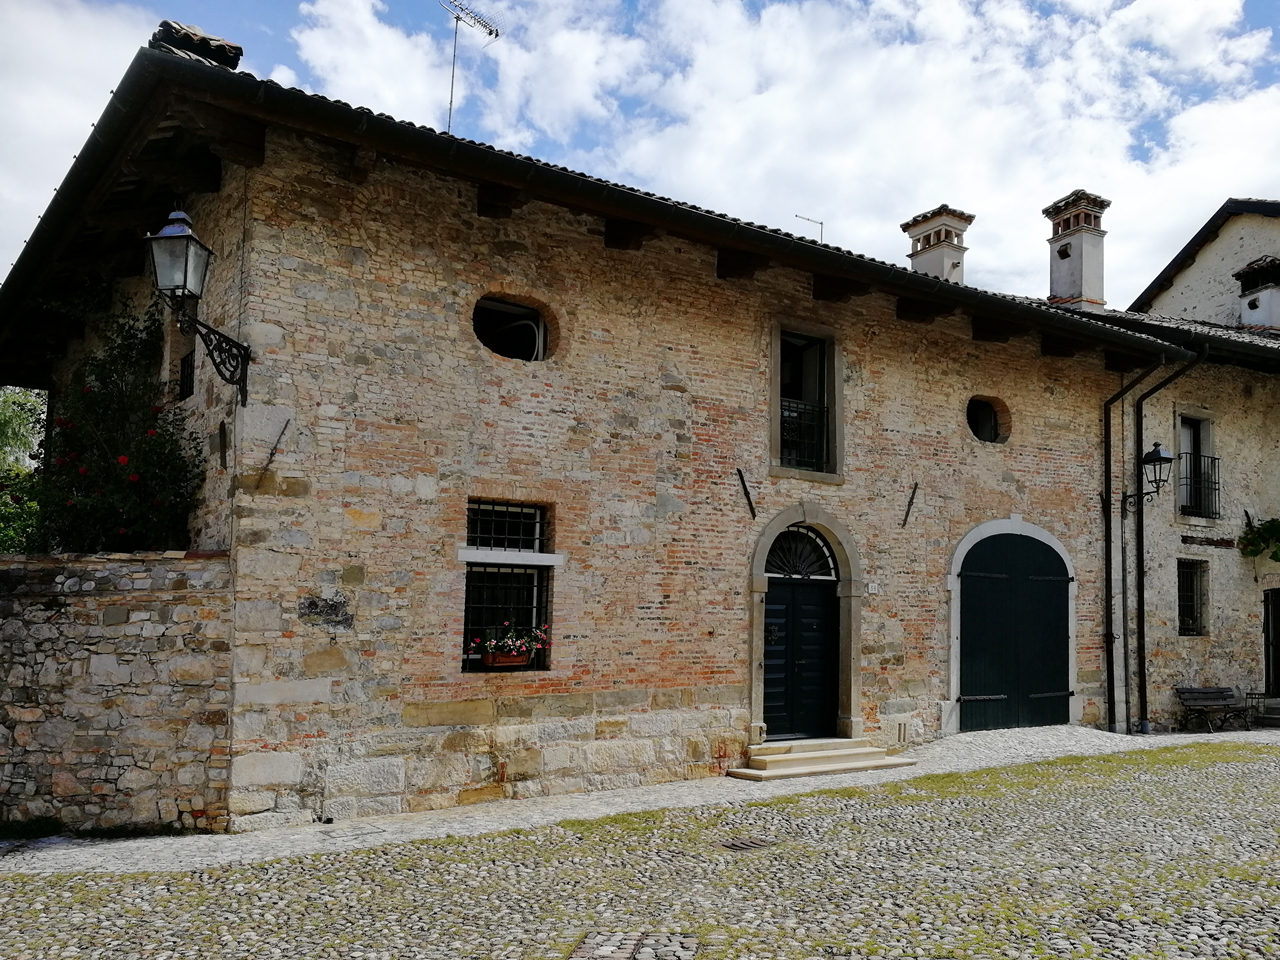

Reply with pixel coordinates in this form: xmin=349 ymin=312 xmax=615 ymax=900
xmin=31 ymin=305 xmax=205 ymax=553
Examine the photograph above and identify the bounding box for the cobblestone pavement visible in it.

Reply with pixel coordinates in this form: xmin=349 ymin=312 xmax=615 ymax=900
xmin=3 ymin=728 xmax=1280 ymax=959
xmin=3 ymin=725 xmax=1279 ymax=874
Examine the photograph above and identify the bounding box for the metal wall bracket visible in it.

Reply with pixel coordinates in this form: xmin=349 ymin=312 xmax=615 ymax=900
xmin=173 ymin=300 xmax=250 ymax=406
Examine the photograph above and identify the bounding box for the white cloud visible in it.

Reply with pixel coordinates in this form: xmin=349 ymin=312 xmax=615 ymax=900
xmin=2 ymin=0 xmax=1279 ymax=310
xmin=0 ymin=0 xmax=152 ymax=282
xmin=292 ymin=0 xmax=455 ymax=128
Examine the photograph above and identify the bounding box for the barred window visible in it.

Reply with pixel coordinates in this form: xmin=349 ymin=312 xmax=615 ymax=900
xmin=467 ymin=501 xmax=546 ymax=552
xmin=1177 ymin=559 xmax=1208 ymax=637
xmin=463 ymin=501 xmax=551 ymax=672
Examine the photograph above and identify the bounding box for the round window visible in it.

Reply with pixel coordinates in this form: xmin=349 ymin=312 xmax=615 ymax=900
xmin=967 ymin=397 xmax=1009 ymax=443
xmin=473 ymin=297 xmax=548 ymax=361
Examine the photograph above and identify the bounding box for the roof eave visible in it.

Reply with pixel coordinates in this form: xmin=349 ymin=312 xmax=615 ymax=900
xmin=1 ymin=46 xmax=1190 ymax=367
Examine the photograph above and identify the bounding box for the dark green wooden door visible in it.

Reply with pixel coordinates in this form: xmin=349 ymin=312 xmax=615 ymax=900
xmin=763 ymin=578 xmax=838 ymax=739
xmin=960 ymin=534 xmax=1071 ymax=731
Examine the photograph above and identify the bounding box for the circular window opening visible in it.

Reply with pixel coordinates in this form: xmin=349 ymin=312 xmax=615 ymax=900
xmin=967 ymin=397 xmax=1009 ymax=443
xmin=473 ymin=297 xmax=548 ymax=361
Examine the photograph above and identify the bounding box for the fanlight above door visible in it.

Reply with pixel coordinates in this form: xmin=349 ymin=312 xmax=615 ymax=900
xmin=765 ymin=525 xmax=837 ymax=579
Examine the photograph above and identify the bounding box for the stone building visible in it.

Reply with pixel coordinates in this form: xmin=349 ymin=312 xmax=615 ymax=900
xmin=2 ymin=24 xmax=1279 ymax=832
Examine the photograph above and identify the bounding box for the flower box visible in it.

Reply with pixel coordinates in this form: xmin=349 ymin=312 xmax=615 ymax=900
xmin=480 ymin=651 xmax=532 ymax=668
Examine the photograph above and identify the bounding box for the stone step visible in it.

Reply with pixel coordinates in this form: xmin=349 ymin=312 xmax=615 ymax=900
xmin=748 ymin=746 xmax=890 ymax=771
xmin=747 ymin=737 xmax=873 ymax=758
xmin=728 ymin=754 xmax=917 ymax=781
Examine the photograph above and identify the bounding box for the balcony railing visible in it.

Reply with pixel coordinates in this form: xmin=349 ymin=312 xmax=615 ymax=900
xmin=780 ymin=397 xmax=827 ymax=472
xmin=1178 ymin=453 xmax=1221 ymax=519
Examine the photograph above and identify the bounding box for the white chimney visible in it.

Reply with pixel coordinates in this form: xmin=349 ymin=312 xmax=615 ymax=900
xmin=1235 ymin=256 xmax=1280 ymax=327
xmin=900 ymin=204 xmax=975 ymax=284
xmin=1043 ymin=189 xmax=1110 ymax=312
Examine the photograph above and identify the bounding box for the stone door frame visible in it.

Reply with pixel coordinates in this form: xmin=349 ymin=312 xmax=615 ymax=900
xmin=942 ymin=513 xmax=1080 ymax=735
xmin=749 ymin=502 xmax=863 ymax=744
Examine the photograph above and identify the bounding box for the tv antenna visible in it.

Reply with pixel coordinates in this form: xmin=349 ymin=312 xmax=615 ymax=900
xmin=440 ymin=0 xmax=501 ymax=135
xmin=795 ymin=214 xmax=824 ymax=244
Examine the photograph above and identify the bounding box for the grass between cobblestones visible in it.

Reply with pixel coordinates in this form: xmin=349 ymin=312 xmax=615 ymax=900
xmin=2 ymin=742 xmax=1278 ymax=959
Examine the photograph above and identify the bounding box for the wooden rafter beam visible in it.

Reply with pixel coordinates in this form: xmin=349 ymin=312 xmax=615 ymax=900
xmin=896 ymin=297 xmax=951 ymax=323
xmin=812 ymin=274 xmax=871 ymax=302
xmin=970 ymin=315 xmax=1030 ymax=342
xmin=477 ymin=182 xmax=529 ymax=218
xmin=603 ymin=217 xmax=656 ymax=250
xmin=168 ymin=96 xmax=265 ymax=168
xmin=716 ymin=248 xmax=770 ymax=280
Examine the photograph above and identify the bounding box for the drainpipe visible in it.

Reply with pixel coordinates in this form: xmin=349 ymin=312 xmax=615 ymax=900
xmin=1133 ymin=346 xmax=1209 ymax=733
xmin=1102 ymin=358 xmax=1163 ymax=733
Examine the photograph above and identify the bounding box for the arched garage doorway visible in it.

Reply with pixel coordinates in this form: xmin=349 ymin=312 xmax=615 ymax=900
xmin=947 ymin=516 xmax=1076 ymax=733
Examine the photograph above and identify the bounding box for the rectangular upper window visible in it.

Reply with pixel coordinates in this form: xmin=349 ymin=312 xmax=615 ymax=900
xmin=778 ymin=331 xmax=831 ymax=473
xmin=1178 ymin=416 xmax=1220 ymax=519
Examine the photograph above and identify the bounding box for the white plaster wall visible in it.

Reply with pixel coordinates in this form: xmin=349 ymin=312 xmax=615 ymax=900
xmin=1148 ymin=214 xmax=1280 ymax=325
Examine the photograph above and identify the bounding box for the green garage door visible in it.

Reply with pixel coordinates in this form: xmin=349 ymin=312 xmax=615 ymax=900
xmin=959 ymin=534 xmax=1071 ymax=731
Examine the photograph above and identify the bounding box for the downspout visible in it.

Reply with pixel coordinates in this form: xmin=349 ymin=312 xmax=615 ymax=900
xmin=1102 ymin=358 xmax=1163 ymax=733
xmin=1133 ymin=345 xmax=1209 ymax=733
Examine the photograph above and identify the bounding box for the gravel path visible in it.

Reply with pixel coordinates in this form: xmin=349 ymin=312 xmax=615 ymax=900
xmin=3 ymin=725 xmax=1279 ymax=875
xmin=2 ymin=727 xmax=1279 ymax=959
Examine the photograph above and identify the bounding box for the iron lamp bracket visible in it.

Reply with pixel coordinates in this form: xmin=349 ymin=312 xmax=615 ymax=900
xmin=169 ymin=296 xmax=250 ymax=406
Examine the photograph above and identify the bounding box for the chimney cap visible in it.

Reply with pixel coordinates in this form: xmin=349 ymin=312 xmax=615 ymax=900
xmin=1042 ymin=189 xmax=1111 ymax=221
xmin=149 ymin=20 xmax=243 ymax=70
xmin=900 ymin=204 xmax=975 ymax=232
xmin=1232 ymin=255 xmax=1280 ymax=280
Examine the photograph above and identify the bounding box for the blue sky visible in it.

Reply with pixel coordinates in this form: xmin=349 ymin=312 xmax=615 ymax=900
xmin=3 ymin=1 xmax=1280 ymax=304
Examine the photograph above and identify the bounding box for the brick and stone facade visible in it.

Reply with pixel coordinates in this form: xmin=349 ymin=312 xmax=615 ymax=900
xmin=0 ymin=553 xmax=232 ymax=832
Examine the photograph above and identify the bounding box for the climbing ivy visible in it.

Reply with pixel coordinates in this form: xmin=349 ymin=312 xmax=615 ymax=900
xmin=1239 ymin=515 xmax=1280 ymax=563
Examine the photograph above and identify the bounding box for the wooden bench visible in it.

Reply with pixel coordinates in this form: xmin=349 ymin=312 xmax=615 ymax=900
xmin=1175 ymin=686 xmax=1252 ymax=732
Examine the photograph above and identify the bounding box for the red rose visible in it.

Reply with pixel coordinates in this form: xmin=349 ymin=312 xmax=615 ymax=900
xmin=55 ymin=457 xmax=65 ymax=466
xmin=129 ymin=473 xmax=139 ymax=482
xmin=66 ymin=500 xmax=74 ymax=507
xmin=151 ymin=406 xmax=163 ymax=414
xmin=152 ymin=498 xmax=163 ymax=507
xmin=147 ymin=429 xmax=157 ymax=437
xmin=82 ymin=386 xmax=92 ymax=394
xmin=117 ymin=455 xmax=128 ymax=465
xmin=53 ymin=417 xmax=65 ymax=428
xmin=9 ymin=495 xmax=21 ymax=504
xmin=69 ymin=452 xmax=77 ymax=460
xmin=118 ymin=528 xmax=127 ymax=535
xmin=78 ymin=467 xmax=88 ymax=475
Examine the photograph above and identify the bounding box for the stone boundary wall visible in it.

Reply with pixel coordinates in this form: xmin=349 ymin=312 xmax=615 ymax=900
xmin=229 ymin=687 xmax=749 ymax=832
xmin=0 ymin=552 xmax=233 ymax=832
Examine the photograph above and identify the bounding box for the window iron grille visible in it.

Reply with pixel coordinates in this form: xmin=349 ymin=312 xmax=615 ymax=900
xmin=779 ymin=397 xmax=828 ymax=472
xmin=467 ymin=501 xmax=546 ymax=552
xmin=462 ymin=564 xmax=549 ymax=671
xmin=1177 ymin=559 xmax=1208 ymax=637
xmin=1178 ymin=453 xmax=1220 ymax=519
xmin=178 ymin=350 xmax=195 ymax=400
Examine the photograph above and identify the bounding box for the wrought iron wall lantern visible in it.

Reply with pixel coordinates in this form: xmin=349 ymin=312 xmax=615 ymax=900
xmin=146 ymin=211 xmax=251 ymax=406
xmin=1121 ymin=441 xmax=1175 ymax=515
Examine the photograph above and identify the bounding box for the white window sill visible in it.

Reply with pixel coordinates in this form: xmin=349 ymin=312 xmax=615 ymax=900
xmin=458 ymin=547 xmax=565 ymax=566
xmin=769 ymin=465 xmax=845 ymax=485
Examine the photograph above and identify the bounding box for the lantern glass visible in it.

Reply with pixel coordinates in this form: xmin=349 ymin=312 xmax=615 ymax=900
xmin=1141 ymin=441 xmax=1174 ymax=492
xmin=147 ymin=211 xmax=214 ymax=300
xmin=184 ymin=236 xmax=212 ymax=299
xmin=149 ymin=234 xmax=190 ymax=293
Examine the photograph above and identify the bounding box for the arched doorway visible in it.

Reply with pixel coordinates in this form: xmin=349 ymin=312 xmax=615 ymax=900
xmin=958 ymin=532 xmax=1071 ymax=731
xmin=763 ymin=525 xmax=840 ymax=739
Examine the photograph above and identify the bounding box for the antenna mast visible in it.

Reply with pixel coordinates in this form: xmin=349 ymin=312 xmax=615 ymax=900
xmin=795 ymin=214 xmax=824 ymax=244
xmin=440 ymin=0 xmax=501 ymax=135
